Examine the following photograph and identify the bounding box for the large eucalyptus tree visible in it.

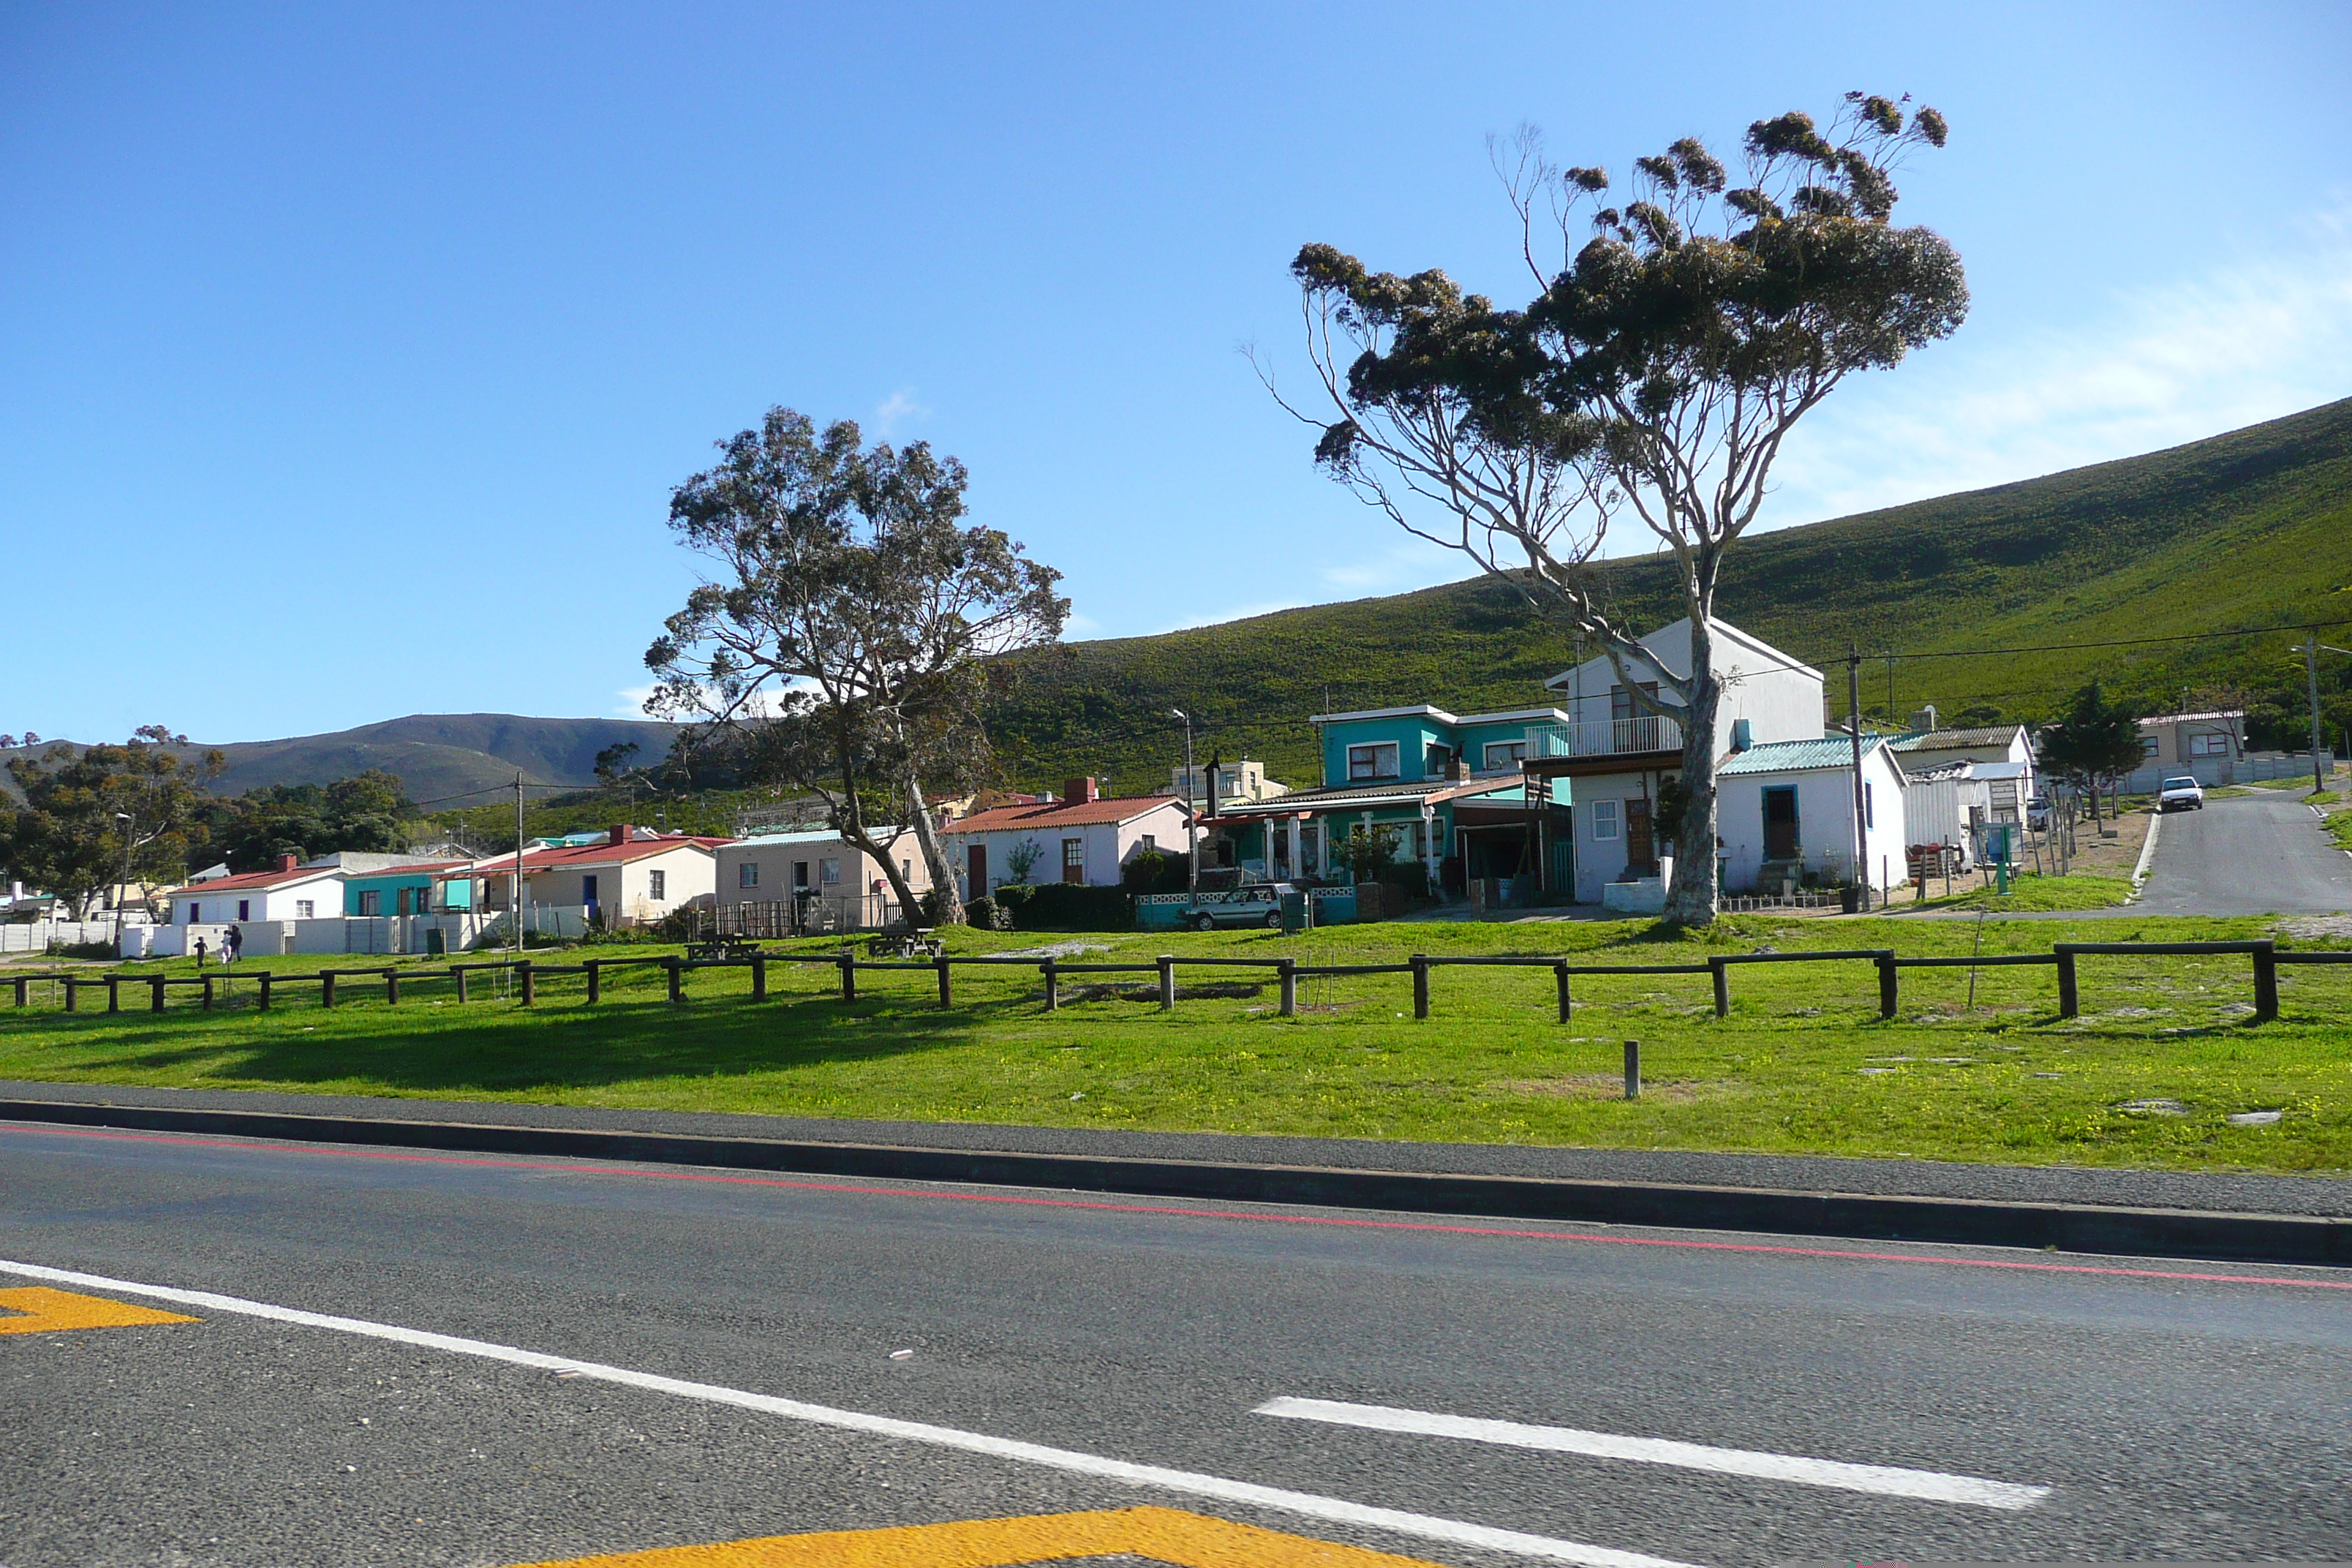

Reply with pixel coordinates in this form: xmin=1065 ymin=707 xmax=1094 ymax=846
xmin=1272 ymin=94 xmax=1968 ymax=924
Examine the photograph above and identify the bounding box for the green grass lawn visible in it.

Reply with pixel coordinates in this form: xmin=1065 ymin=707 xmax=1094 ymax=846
xmin=1907 ymin=871 xmax=2136 ymax=913
xmin=6 ymin=914 xmax=2348 ymax=1175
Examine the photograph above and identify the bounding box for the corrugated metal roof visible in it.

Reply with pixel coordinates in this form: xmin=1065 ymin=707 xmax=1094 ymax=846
xmin=1891 ymin=726 xmax=2023 ymax=750
xmin=1718 ymin=736 xmax=1888 ymax=775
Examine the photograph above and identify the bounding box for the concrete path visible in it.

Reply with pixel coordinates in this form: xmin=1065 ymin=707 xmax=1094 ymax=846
xmin=5 ymin=1119 xmax=2351 ymax=1567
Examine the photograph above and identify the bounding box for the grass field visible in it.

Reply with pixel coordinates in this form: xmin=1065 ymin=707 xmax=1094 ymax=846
xmin=1907 ymin=871 xmax=2136 ymax=913
xmin=5 ymin=913 xmax=2348 ymax=1175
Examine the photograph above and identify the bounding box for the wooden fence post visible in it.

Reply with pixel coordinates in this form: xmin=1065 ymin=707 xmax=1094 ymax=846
xmin=584 ymin=960 xmax=600 ymax=1004
xmin=321 ymin=970 xmax=336 ymax=1009
xmin=66 ymin=978 xmax=81 ymax=1012
xmin=1411 ymin=955 xmax=1429 ymax=1019
xmin=453 ymin=966 xmax=469 ymax=1003
xmin=201 ymin=975 xmax=214 ymax=1011
xmin=2056 ymin=947 xmax=2078 ymax=1018
xmin=935 ymin=954 xmax=951 ymax=1008
xmin=666 ymin=957 xmax=683 ymax=1004
xmin=838 ymin=953 xmax=856 ymax=1003
xmin=1278 ymin=958 xmax=1296 ymax=1017
xmin=2253 ymin=942 xmax=2279 ymax=1022
xmin=106 ymin=977 xmax=120 ymax=1013
xmin=519 ymin=962 xmax=535 ymax=1006
xmin=1042 ymin=960 xmax=1059 ymax=1011
xmin=1877 ymin=953 xmax=1899 ymax=1020
xmin=149 ymin=976 xmax=166 ymax=1012
xmin=1157 ymin=955 xmax=1175 ymax=1011
xmin=385 ymin=970 xmax=399 ymax=1006
xmin=1624 ymin=1039 xmax=1641 ymax=1100
xmin=1554 ymin=962 xmax=1572 ymax=1025
xmin=10 ymin=976 xmax=26 ymax=1007
xmin=752 ymin=955 xmax=768 ymax=1003
xmin=1709 ymin=957 xmax=1730 ymax=1018
xmin=257 ymin=973 xmax=271 ymax=1011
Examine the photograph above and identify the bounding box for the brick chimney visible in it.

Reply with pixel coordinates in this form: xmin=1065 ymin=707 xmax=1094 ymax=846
xmin=1062 ymin=777 xmax=1100 ymax=805
xmin=276 ymin=853 xmax=298 ymax=873
xmin=608 ymin=824 xmax=630 ymax=846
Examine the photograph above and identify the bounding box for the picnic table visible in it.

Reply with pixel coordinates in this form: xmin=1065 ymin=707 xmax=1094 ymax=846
xmin=682 ymin=934 xmax=766 ymax=962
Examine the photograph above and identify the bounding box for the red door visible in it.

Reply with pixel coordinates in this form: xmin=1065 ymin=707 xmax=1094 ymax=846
xmin=967 ymin=844 xmax=987 ymax=897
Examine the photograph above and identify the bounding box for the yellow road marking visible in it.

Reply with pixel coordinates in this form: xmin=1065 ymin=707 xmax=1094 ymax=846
xmin=0 ymin=1284 xmax=200 ymax=1335
xmin=512 ymin=1504 xmax=1450 ymax=1567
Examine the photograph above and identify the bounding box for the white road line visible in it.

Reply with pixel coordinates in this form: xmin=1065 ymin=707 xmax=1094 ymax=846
xmin=1256 ymin=1397 xmax=2049 ymax=1512
xmin=0 ymin=1260 xmax=1704 ymax=1568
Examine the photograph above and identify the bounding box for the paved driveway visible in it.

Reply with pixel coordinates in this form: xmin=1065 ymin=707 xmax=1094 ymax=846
xmin=2137 ymin=791 xmax=2352 ymax=916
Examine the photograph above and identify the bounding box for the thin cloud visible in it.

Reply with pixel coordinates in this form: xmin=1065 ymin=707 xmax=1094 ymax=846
xmin=872 ymin=388 xmax=931 ymax=438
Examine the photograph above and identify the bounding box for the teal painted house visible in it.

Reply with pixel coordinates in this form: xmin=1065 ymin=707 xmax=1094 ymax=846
xmin=343 ymin=859 xmax=470 ymax=917
xmin=1195 ymin=704 xmax=1574 ymax=897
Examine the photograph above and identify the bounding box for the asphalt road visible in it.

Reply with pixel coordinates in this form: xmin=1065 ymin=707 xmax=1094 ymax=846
xmin=4 ymin=1122 xmax=2351 ymax=1567
xmin=2137 ymin=790 xmax=2352 ymax=916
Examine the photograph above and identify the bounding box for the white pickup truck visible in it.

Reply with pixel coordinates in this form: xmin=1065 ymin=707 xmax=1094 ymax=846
xmin=2157 ymin=775 xmax=2205 ymax=811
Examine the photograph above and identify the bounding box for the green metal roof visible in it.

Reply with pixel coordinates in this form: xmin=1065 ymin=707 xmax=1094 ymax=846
xmin=1717 ymin=736 xmax=1887 ymax=775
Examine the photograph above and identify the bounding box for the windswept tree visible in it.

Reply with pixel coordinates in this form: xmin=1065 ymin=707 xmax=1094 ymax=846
xmin=645 ymin=409 xmax=1068 ymax=924
xmin=1269 ymin=94 xmax=1967 ymax=924
xmin=2037 ymin=681 xmax=2148 ymax=831
xmin=0 ymin=727 xmax=224 ymax=915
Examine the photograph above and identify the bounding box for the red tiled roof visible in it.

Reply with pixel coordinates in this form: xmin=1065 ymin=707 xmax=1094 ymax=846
xmin=165 ymin=864 xmax=339 ymax=897
xmin=947 ymin=796 xmax=1188 ymax=834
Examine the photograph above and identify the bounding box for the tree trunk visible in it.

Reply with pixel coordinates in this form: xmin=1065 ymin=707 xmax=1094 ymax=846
xmin=829 ymin=745 xmax=928 ymax=935
xmin=1665 ymin=618 xmax=1722 ymax=927
xmin=898 ymin=757 xmax=965 ymax=927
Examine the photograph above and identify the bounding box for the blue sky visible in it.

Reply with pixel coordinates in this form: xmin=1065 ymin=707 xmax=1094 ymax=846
xmin=5 ymin=1 xmax=2349 ymax=745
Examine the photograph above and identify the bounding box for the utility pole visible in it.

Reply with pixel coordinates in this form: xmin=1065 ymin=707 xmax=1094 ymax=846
xmin=1847 ymin=644 xmax=1868 ymax=909
xmin=1172 ymin=709 xmax=1197 ymax=897
xmin=512 ymin=773 xmax=526 ymax=957
xmin=2309 ymin=636 xmax=2326 ymax=795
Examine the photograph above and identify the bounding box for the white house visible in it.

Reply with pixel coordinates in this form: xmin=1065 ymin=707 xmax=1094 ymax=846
xmin=165 ymin=856 xmax=345 ymax=927
xmin=1716 ymin=736 xmax=1912 ymax=896
xmin=715 ymin=826 xmax=931 ymax=933
xmin=440 ymin=826 xmax=727 ymax=929
xmin=943 ymin=778 xmax=1192 ymax=899
xmin=1889 ymin=721 xmax=2036 ymax=818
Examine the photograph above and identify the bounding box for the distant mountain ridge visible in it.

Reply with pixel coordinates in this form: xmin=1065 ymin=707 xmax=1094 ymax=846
xmin=0 ymin=714 xmax=680 ymax=807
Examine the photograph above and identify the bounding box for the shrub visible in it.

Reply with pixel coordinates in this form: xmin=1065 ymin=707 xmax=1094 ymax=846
xmin=994 ymin=882 xmax=1131 ymax=931
xmin=964 ymin=896 xmax=1012 ymax=931
xmin=1120 ymin=848 xmax=1188 ymax=894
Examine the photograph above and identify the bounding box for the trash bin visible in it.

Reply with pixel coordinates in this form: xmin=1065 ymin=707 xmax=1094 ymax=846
xmin=1281 ymin=890 xmax=1311 ymax=933
xmin=424 ymin=928 xmax=446 ymax=957
xmin=1839 ymin=886 xmax=1861 ymax=915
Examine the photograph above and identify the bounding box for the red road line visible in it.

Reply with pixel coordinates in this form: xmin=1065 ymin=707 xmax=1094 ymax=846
xmin=10 ymin=1119 xmax=2351 ymax=1292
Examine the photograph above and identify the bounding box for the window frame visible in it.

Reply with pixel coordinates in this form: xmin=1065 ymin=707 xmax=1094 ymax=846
xmin=2187 ymin=731 xmax=2232 ymax=758
xmin=1590 ymin=799 xmax=1621 ymax=842
xmin=647 ymin=869 xmax=667 ymax=900
xmin=1346 ymin=742 xmax=1401 ymax=781
xmin=738 ymin=862 xmax=760 ymax=889
xmin=1482 ymin=739 xmax=1529 ymax=772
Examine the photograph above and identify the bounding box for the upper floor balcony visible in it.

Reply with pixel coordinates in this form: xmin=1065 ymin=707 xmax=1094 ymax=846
xmin=1522 ymin=714 xmax=1685 ymax=769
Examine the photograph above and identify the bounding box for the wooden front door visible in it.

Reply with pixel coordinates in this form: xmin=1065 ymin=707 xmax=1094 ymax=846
xmin=1624 ymin=799 xmax=1655 ymax=875
xmin=1763 ymin=786 xmax=1799 ymax=859
xmin=1061 ymin=837 xmax=1085 ymax=884
xmin=967 ymin=844 xmax=987 ymax=897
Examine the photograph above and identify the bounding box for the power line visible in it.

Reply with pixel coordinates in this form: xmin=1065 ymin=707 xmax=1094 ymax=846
xmin=1844 ymin=614 xmax=2352 ymax=663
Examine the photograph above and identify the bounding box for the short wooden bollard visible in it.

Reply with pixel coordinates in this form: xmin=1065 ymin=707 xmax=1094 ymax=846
xmin=10 ymin=976 xmax=26 ymax=1006
xmin=1157 ymin=955 xmax=1175 ymax=1011
xmin=66 ymin=978 xmax=81 ymax=1012
xmin=1624 ymin=1039 xmax=1641 ymax=1100
xmin=752 ymin=956 xmax=768 ymax=1003
xmin=385 ymin=970 xmax=399 ymax=1006
xmin=934 ymin=955 xmax=951 ymax=1009
xmin=201 ymin=975 xmax=214 ymax=1011
xmin=321 ymin=971 xmax=337 ymax=1009
xmin=1554 ymin=962 xmax=1572 ymax=1024
xmin=2056 ymin=949 xmax=2079 ymax=1018
xmin=257 ymin=973 xmax=272 ymax=1011
xmin=584 ymin=960 xmax=600 ymax=1004
xmin=837 ymin=954 xmax=856 ymax=1003
xmin=106 ymin=978 xmax=120 ymax=1014
xmin=1411 ymin=955 xmax=1430 ymax=1019
xmin=149 ymin=977 xmax=166 ymax=1012
xmin=2253 ymin=943 xmax=2279 ymax=1022
xmin=665 ymin=957 xmax=683 ymax=1004
xmin=1278 ymin=958 xmax=1296 ymax=1017
xmin=1041 ymin=960 xmax=1059 ymax=1011
xmin=1876 ymin=954 xmax=1899 ymax=1020
xmin=1709 ymin=957 xmax=1730 ymax=1017
xmin=453 ymin=966 xmax=470 ymax=1003
xmin=519 ymin=962 xmax=536 ymax=1006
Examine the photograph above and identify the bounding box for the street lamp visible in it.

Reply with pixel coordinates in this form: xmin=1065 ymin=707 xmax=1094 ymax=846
xmin=1171 ymin=709 xmax=1198 ymax=897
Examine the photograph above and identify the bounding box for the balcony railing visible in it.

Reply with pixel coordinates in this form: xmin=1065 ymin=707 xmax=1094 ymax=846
xmin=1523 ymin=715 xmax=1684 ymax=761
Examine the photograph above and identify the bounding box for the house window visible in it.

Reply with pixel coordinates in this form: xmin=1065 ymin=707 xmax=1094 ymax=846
xmin=186 ymin=903 xmax=199 ymax=924
xmin=1140 ymin=834 xmax=1156 ymax=853
xmin=358 ymin=891 xmax=382 ymax=916
xmin=648 ymin=870 xmax=666 ymax=900
xmin=820 ymin=859 xmax=840 ymax=885
xmin=2141 ymin=736 xmax=2160 ymax=757
xmin=794 ymin=861 xmax=810 ymax=888
xmin=2189 ymin=732 xmax=2231 ymax=758
xmin=237 ymin=900 xmax=249 ymax=921
xmin=1590 ymin=799 xmax=1621 ymax=841
xmin=739 ymin=862 xmax=760 ymax=889
xmin=1610 ymin=682 xmax=1660 ymax=722
xmin=1482 ymin=740 xmax=1529 ymax=771
xmin=295 ymin=900 xmax=314 ymax=919
xmin=1347 ymin=742 xmax=1400 ymax=781
xmin=1864 ymin=781 xmax=1875 ymax=832
xmin=900 ymin=859 xmax=912 ymax=881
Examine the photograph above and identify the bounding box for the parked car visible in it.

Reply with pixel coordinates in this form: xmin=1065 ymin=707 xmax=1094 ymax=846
xmin=2158 ymin=775 xmax=2205 ymax=811
xmin=2026 ymin=795 xmax=2051 ymax=831
xmin=1177 ymin=882 xmax=1296 ymax=930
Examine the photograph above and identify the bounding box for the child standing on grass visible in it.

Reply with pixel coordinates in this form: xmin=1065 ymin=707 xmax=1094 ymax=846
xmin=193 ymin=935 xmax=208 ymax=966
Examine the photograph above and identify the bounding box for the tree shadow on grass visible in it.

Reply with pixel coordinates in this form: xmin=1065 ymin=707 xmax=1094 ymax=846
xmin=4 ymin=995 xmax=1008 ymax=1096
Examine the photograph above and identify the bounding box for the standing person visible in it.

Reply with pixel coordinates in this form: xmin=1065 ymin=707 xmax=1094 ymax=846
xmin=193 ymin=935 xmax=208 ymax=967
xmin=225 ymin=924 xmax=242 ymax=965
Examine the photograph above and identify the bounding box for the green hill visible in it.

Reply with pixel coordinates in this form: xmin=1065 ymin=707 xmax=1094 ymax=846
xmin=990 ymin=396 xmax=2352 ymax=793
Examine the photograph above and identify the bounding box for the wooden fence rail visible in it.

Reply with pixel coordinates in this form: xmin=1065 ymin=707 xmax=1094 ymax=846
xmin=3 ymin=938 xmax=2332 ymax=1025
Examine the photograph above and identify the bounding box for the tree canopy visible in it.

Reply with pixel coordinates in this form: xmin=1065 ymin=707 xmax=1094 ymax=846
xmin=0 ymin=728 xmax=223 ymax=914
xmin=211 ymin=770 xmax=411 ymax=872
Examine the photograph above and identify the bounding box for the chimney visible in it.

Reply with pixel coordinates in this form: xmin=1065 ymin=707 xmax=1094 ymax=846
xmin=608 ymin=824 xmax=630 ymax=847
xmin=1446 ymin=753 xmax=1471 ymax=782
xmin=1908 ymin=704 xmax=1938 ymax=733
xmin=1062 ymin=777 xmax=1099 ymax=805
xmin=276 ymin=853 xmax=298 ymax=873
